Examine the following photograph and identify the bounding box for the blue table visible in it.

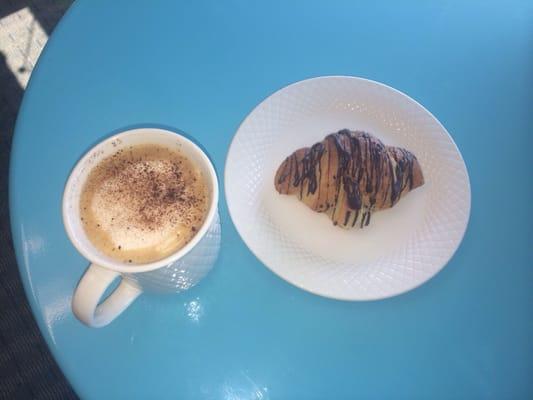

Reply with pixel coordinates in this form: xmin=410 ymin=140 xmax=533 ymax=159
xmin=10 ymin=1 xmax=532 ymax=398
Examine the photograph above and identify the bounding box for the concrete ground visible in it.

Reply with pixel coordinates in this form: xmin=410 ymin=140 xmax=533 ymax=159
xmin=0 ymin=1 xmax=77 ymax=398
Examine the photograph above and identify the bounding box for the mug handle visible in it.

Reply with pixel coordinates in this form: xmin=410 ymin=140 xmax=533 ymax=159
xmin=72 ymin=263 xmax=142 ymax=328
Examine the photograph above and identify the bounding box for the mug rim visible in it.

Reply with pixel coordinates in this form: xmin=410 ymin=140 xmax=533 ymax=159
xmin=62 ymin=127 xmax=219 ymax=273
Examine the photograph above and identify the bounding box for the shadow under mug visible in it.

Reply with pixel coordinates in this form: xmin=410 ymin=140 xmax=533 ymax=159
xmin=63 ymin=128 xmax=220 ymax=328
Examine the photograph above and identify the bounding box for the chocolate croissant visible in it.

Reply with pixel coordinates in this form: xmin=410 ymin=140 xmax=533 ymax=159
xmin=275 ymin=129 xmax=424 ymax=228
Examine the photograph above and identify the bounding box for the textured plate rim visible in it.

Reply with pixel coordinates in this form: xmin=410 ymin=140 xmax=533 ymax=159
xmin=224 ymin=75 xmax=471 ymax=301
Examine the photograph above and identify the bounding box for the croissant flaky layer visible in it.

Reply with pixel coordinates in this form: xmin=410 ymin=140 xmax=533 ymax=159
xmin=274 ymin=129 xmax=424 ymax=228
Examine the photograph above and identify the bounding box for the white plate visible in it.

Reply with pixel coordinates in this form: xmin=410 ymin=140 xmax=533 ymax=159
xmin=225 ymin=76 xmax=470 ymax=300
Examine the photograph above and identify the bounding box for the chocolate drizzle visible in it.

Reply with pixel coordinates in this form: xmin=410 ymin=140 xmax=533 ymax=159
xmin=294 ymin=142 xmax=325 ymax=194
xmin=274 ymin=129 xmax=424 ymax=228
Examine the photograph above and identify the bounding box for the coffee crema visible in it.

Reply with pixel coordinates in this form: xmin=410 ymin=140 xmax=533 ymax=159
xmin=79 ymin=144 xmax=208 ymax=264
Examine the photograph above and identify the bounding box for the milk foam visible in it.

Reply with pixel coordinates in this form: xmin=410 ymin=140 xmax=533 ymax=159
xmin=80 ymin=145 xmax=208 ymax=264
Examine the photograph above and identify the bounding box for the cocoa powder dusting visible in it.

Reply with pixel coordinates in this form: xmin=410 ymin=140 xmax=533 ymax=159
xmin=100 ymin=152 xmax=202 ymax=232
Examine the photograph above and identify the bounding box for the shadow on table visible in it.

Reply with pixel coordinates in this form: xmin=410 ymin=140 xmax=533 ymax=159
xmin=0 ymin=1 xmax=77 ymax=397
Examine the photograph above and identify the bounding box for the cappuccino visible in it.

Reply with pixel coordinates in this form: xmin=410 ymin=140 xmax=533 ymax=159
xmin=80 ymin=144 xmax=208 ymax=264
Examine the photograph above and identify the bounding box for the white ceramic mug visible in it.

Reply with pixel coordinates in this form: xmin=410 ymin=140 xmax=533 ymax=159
xmin=63 ymin=128 xmax=220 ymax=328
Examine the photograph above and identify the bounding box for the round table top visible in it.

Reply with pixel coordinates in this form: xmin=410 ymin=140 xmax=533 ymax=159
xmin=10 ymin=0 xmax=532 ymax=398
